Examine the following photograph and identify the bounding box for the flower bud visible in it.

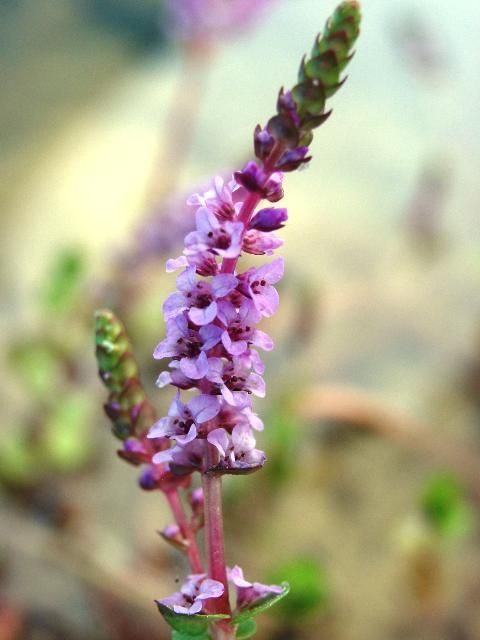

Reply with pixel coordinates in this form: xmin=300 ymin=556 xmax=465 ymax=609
xmin=249 ymin=208 xmax=288 ymax=232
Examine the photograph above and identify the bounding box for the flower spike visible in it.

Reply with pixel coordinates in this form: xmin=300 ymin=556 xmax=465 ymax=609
xmin=266 ymin=0 xmax=361 ymax=155
xmin=95 ymin=309 xmax=156 ymax=444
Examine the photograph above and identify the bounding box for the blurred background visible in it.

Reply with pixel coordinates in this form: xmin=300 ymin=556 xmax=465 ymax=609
xmin=2 ymin=0 xmax=480 ymax=638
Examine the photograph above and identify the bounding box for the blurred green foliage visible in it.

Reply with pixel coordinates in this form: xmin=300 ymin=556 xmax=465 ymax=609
xmin=421 ymin=473 xmax=473 ymax=540
xmin=9 ymin=340 xmax=62 ymax=396
xmin=40 ymin=248 xmax=86 ymax=316
xmin=268 ymin=556 xmax=330 ymax=620
xmin=264 ymin=407 xmax=299 ymax=487
xmin=42 ymin=392 xmax=95 ymax=473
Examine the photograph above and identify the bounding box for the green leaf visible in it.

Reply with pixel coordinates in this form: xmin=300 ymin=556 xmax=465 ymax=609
xmin=233 ymin=583 xmax=290 ymax=624
xmin=156 ymin=602 xmax=228 ymax=636
xmin=236 ymin=619 xmax=257 ymax=639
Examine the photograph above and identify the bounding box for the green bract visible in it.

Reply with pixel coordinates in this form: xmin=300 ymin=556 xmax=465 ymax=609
xmin=156 ymin=602 xmax=229 ymax=637
xmin=235 ymin=619 xmax=257 ymax=639
xmin=268 ymin=0 xmax=361 ymax=149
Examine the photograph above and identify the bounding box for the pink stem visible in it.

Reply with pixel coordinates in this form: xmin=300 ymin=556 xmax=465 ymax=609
xmin=201 ymin=446 xmax=231 ymax=615
xmin=166 ymin=490 xmax=204 ymax=574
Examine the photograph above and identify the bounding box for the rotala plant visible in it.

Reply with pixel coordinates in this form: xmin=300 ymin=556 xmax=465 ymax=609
xmin=95 ymin=3 xmax=361 ymax=639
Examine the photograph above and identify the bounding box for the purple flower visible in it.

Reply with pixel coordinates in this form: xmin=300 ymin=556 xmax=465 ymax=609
xmin=228 ymin=565 xmax=284 ymax=610
xmin=166 ymin=253 xmax=219 ymax=277
xmin=206 ymin=357 xmax=266 ymax=406
xmin=153 ymin=438 xmax=206 ymax=472
xmin=239 ymin=257 xmax=284 ymax=317
xmin=163 ymin=267 xmax=238 ymax=326
xmin=207 ymin=424 xmax=266 ymax=471
xmin=234 ymin=161 xmax=284 ymax=203
xmin=184 ymin=208 xmax=243 ymax=260
xmin=217 ymin=402 xmax=264 ymax=432
xmin=148 ymin=392 xmax=220 ymax=444
xmin=156 ymin=365 xmax=195 ymax=391
xmin=242 ymin=229 xmax=283 ymax=255
xmin=217 ymin=300 xmax=273 ymax=356
xmin=158 ymin=573 xmax=224 ymax=615
xmin=187 ymin=176 xmax=245 ymax=221
xmin=153 ymin=313 xmax=222 ymax=379
xmin=249 ymin=207 xmax=288 ymax=232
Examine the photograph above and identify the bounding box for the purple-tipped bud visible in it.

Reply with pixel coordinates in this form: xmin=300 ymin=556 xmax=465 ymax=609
xmin=160 ymin=523 xmax=188 ymax=550
xmin=277 ymin=89 xmax=300 ymax=124
xmin=276 ymin=147 xmax=311 ymax=172
xmin=234 ymin=161 xmax=284 ymax=203
xmin=254 ymin=125 xmax=275 ymax=160
xmin=189 ymin=487 xmax=204 ymax=511
xmin=250 ymin=207 xmax=288 ymax=232
xmin=188 ymin=487 xmax=205 ymax=531
xmin=138 ymin=465 xmax=159 ymax=490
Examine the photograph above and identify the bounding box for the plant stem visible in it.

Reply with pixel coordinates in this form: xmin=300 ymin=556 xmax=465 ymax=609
xmin=166 ymin=490 xmax=204 ymax=573
xmin=202 ymin=447 xmax=231 ymax=614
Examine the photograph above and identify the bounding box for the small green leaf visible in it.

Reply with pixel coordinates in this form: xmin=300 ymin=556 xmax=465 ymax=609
xmin=233 ymin=583 xmax=290 ymax=624
xmin=236 ymin=619 xmax=257 ymax=639
xmin=156 ymin=602 xmax=228 ymax=636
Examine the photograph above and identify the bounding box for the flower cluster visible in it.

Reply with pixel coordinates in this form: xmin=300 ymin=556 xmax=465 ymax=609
xmin=148 ymin=174 xmax=286 ymax=477
xmin=157 ymin=567 xmax=282 ymax=615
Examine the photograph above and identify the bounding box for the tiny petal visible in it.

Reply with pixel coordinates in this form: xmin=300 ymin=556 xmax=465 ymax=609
xmin=189 ymin=394 xmax=220 ymax=423
xmin=166 ymin=256 xmax=188 ymax=272
xmin=197 ymin=579 xmax=224 ymax=600
xmin=207 ymin=428 xmax=230 ymax=457
xmin=229 ymin=565 xmax=252 ymax=588
xmin=189 ymin=301 xmax=218 ymax=326
xmin=179 ymin=353 xmax=209 ymax=379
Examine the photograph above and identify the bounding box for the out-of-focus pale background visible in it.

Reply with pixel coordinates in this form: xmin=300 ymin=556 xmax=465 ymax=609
xmin=1 ymin=1 xmax=480 ymax=639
